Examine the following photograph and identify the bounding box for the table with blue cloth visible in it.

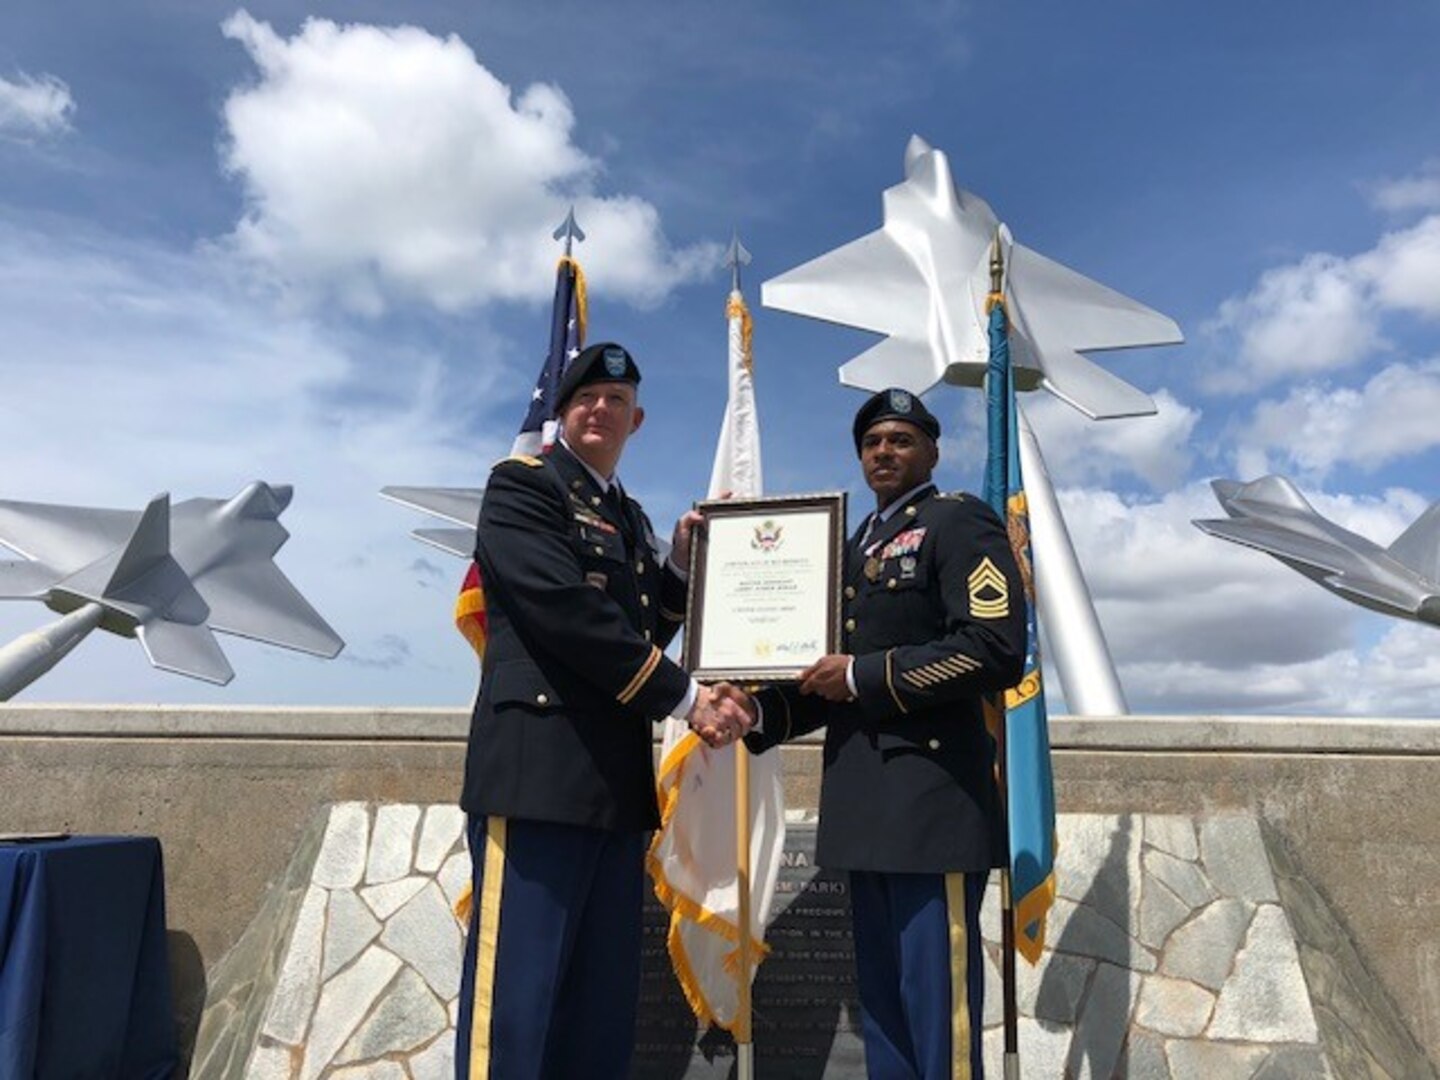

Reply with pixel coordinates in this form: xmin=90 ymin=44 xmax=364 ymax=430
xmin=0 ymin=835 xmax=177 ymax=1079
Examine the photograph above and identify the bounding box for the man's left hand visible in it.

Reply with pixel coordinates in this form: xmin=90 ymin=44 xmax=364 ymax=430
xmin=800 ymin=654 xmax=854 ymax=702
xmin=670 ymin=509 xmax=705 ymax=573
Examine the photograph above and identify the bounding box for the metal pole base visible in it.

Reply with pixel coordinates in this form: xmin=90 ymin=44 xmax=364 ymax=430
xmin=736 ymin=1041 xmax=754 ymax=1080
xmin=0 ymin=603 xmax=103 ymax=700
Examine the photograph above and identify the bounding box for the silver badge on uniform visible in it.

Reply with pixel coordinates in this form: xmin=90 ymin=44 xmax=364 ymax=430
xmin=585 ymin=571 xmax=608 ymax=590
xmin=900 ymin=555 xmax=918 ymax=579
xmin=889 ymin=389 xmax=912 ymax=413
xmin=603 ymin=346 xmax=628 ymax=377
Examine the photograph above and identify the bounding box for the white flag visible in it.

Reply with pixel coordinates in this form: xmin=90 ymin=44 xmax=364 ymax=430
xmin=647 ymin=290 xmax=786 ymax=1030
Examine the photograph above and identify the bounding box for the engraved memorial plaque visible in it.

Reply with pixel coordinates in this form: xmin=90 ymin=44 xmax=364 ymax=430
xmin=634 ymin=823 xmax=864 ymax=1078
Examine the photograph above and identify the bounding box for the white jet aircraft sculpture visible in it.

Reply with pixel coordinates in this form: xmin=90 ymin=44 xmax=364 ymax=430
xmin=762 ymin=135 xmax=1183 ymax=714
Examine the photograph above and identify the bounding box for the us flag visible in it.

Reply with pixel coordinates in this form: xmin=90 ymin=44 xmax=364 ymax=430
xmin=514 ymin=255 xmax=586 ymax=455
xmin=456 ymin=253 xmax=588 ymax=657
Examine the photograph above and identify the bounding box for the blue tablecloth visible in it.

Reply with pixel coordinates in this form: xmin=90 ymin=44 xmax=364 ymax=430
xmin=0 ymin=836 xmax=176 ymax=1079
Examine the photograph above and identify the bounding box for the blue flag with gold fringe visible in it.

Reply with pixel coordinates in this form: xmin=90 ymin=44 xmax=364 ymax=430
xmin=982 ymin=296 xmax=1057 ymax=964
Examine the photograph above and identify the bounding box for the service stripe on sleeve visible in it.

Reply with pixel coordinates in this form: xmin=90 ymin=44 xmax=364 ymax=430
xmin=617 ymin=646 xmax=662 ymax=705
xmin=884 ymin=649 xmax=908 ymax=714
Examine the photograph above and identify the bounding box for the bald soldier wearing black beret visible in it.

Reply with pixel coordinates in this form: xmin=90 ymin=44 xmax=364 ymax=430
xmin=744 ymin=388 xmax=1027 ymax=1080
xmin=454 ymin=342 xmax=752 ymax=1080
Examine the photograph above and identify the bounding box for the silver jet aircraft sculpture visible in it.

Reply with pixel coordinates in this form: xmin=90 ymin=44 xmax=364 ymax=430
xmin=0 ymin=481 xmax=343 ymax=698
xmin=763 ymin=135 xmax=1182 ymax=419
xmin=761 ymin=135 xmax=1183 ymax=714
xmin=1195 ymin=475 xmax=1440 ymax=628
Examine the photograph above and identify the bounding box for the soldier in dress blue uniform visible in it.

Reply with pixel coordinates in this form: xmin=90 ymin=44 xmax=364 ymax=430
xmin=454 ymin=342 xmax=752 ymax=1080
xmin=744 ymin=388 xmax=1027 ymax=1080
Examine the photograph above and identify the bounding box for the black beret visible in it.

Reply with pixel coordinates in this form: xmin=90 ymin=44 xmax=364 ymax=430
xmin=852 ymin=387 xmax=940 ymax=453
xmin=556 ymin=341 xmax=641 ymax=407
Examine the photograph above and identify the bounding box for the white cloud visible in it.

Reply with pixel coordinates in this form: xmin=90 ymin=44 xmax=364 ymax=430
xmin=1368 ymin=160 xmax=1440 ymax=214
xmin=1024 ymin=389 xmax=1200 ymax=492
xmin=1118 ymin=623 xmax=1440 ymax=717
xmin=1355 ymin=215 xmax=1440 ymax=318
xmin=1204 ymin=253 xmax=1379 ymax=392
xmin=1235 ymin=358 xmax=1440 ymax=478
xmin=0 ymin=72 xmax=74 ymax=139
xmin=1048 ymin=482 xmax=1440 ymax=715
xmin=219 ymin=12 xmax=719 ymax=314
xmin=0 ymin=220 xmax=491 ymax=705
xmin=1205 ymin=210 xmax=1440 ymax=393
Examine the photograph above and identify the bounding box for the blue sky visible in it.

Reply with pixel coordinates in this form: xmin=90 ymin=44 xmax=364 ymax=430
xmin=2 ymin=2 xmax=1438 ymax=713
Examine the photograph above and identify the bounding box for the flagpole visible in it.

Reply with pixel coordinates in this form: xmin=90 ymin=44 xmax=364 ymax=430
xmin=734 ymin=740 xmax=755 ymax=1078
xmin=726 ymin=231 xmax=758 ymax=1080
xmin=988 ymin=235 xmax=1023 ymax=1080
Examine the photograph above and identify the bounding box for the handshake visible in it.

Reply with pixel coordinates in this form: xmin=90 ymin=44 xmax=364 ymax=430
xmin=684 ymin=683 xmax=757 ymax=749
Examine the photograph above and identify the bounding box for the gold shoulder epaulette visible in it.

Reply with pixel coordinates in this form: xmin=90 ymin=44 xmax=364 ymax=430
xmin=494 ymin=454 xmax=544 ymax=469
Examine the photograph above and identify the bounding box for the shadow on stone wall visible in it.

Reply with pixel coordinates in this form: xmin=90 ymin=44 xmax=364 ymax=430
xmin=189 ymin=809 xmax=327 ymax=1079
xmin=166 ymin=930 xmax=207 ymax=1073
xmin=1262 ymin=823 xmax=1437 ymax=1079
xmin=1038 ymin=814 xmax=1135 ymax=1077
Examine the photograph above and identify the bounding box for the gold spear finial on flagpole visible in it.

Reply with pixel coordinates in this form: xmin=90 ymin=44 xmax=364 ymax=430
xmin=989 ymin=229 xmax=1005 ymax=310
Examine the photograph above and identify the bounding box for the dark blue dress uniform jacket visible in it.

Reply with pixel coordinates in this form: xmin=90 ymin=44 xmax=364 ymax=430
xmin=749 ymin=484 xmax=1027 ymax=874
xmin=461 ymin=443 xmax=691 ymax=832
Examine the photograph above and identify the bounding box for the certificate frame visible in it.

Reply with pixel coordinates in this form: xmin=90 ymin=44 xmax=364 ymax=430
xmin=682 ymin=491 xmax=847 ymax=683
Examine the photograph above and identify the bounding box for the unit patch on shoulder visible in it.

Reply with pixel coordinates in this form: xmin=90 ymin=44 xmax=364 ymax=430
xmin=967 ymin=556 xmax=1009 ymax=619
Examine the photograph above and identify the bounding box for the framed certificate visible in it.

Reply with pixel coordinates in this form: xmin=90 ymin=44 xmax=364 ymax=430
xmin=682 ymin=492 xmax=847 ymax=683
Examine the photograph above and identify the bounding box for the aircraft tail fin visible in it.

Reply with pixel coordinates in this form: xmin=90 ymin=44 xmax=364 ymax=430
xmin=106 ymin=494 xmax=170 ymax=595
xmin=1387 ymin=503 xmax=1440 ymax=585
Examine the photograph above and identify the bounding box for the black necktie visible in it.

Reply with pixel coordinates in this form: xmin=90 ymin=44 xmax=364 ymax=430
xmin=859 ymin=512 xmax=880 ymax=551
xmin=603 ymin=485 xmax=635 ymax=547
xmin=603 ymin=484 xmax=624 ymax=519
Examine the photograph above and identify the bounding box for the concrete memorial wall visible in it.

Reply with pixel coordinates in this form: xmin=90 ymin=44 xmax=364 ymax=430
xmin=186 ymin=803 xmax=1394 ymax=1078
xmin=1 ymin=706 xmax=1438 ymax=1077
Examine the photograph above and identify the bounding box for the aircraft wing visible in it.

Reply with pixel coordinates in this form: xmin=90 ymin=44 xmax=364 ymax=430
xmin=838 ymin=335 xmax=946 ymax=395
xmin=412 ymin=527 xmax=477 ymax=560
xmin=1324 ymin=574 xmax=1424 ymax=615
xmin=1192 ymin=517 xmax=1349 ymax=576
xmin=196 ymin=560 xmax=344 ymax=657
xmin=1008 ymin=242 xmax=1183 ymax=353
xmin=0 ymin=500 xmax=140 ymax=571
xmin=0 ymin=560 xmax=61 ymax=599
xmin=1016 ymin=335 xmax=1159 ymax=420
xmin=762 ymin=228 xmax=931 ymax=338
xmin=381 ymin=486 xmax=485 ymax=527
